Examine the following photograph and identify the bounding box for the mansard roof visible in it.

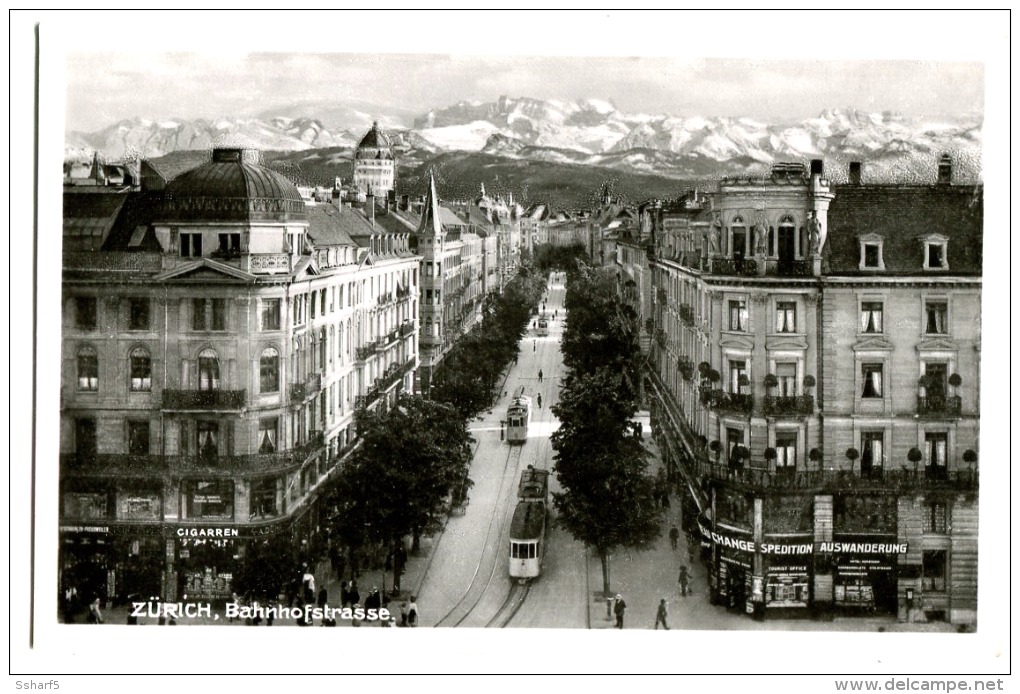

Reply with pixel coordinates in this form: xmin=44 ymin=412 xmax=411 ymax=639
xmin=824 ymin=183 xmax=983 ymax=276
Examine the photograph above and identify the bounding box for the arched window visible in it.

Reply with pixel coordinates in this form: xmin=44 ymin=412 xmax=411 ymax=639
xmin=198 ymin=349 xmax=220 ymax=391
xmin=730 ymin=215 xmax=746 ymax=259
xmin=778 ymin=214 xmax=796 ymax=263
xmin=77 ymin=345 xmax=98 ymax=391
xmin=260 ymin=347 xmax=280 ymax=393
xmin=129 ymin=346 xmax=151 ymax=391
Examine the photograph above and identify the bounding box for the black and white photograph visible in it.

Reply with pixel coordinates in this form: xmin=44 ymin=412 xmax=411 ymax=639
xmin=12 ymin=9 xmax=1011 ymax=686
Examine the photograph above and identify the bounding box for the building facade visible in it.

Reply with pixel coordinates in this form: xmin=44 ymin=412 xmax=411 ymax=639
xmin=59 ymin=147 xmax=419 ymax=607
xmin=646 ymin=157 xmax=980 ymax=627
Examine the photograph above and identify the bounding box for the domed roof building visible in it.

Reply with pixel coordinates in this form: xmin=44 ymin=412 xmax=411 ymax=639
xmin=161 ymin=147 xmax=306 ymax=223
xmin=353 ymin=122 xmax=396 ymax=198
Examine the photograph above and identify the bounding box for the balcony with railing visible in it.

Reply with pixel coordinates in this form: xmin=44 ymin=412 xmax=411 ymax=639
xmin=917 ymin=395 xmax=962 ymax=417
xmin=290 ymin=372 xmax=322 ymax=403
xmin=399 ymin=320 xmax=416 ymax=337
xmin=246 ymin=253 xmax=292 ymax=274
xmin=764 ymin=394 xmax=814 ymax=416
xmin=376 ymin=329 xmax=401 ymax=351
xmin=708 ymin=257 xmax=814 ymax=278
xmin=691 ymin=457 xmax=978 ymax=495
xmin=60 ymin=431 xmax=326 ymax=477
xmin=355 ymin=345 xmax=377 ymax=363
xmin=678 ymin=304 xmax=694 ymax=325
xmin=700 ymin=388 xmax=753 ymax=415
xmin=710 ymin=258 xmax=758 ymax=276
xmin=162 ymin=389 xmax=246 ymax=411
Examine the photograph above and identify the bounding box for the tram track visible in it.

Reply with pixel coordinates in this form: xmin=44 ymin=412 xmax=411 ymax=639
xmin=433 ymin=443 xmax=523 ymax=627
xmin=485 ymin=582 xmax=530 ymax=628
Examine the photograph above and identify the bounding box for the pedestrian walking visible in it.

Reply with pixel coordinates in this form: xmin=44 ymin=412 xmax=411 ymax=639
xmin=301 ymin=564 xmax=316 ymax=604
xmin=678 ymin=565 xmax=690 ymax=596
xmin=533 ymin=340 xmax=536 ymax=352
xmin=407 ymin=596 xmax=419 ymax=627
xmin=317 ymin=587 xmax=328 ymax=610
xmin=537 ymin=393 xmax=542 ymax=409
xmin=613 ymin=594 xmax=626 ymax=629
xmin=350 ymin=581 xmax=361 ymax=608
xmin=669 ymin=526 xmax=680 ymax=550
xmin=538 ymin=369 xmax=543 ymax=382
xmin=86 ymin=597 xmax=103 ymax=624
xmin=400 ymin=600 xmax=410 ymax=627
xmin=654 ymin=598 xmax=669 ymax=630
xmin=365 ymin=586 xmax=381 ymax=613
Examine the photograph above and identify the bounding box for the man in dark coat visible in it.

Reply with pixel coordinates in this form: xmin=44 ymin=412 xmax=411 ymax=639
xmin=613 ymin=594 xmax=626 ymax=629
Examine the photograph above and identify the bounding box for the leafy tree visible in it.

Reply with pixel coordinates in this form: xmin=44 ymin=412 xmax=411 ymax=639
xmin=326 ymin=395 xmax=474 ymax=589
xmin=550 ymin=368 xmax=660 ymax=594
xmin=560 ymin=263 xmax=640 ymax=391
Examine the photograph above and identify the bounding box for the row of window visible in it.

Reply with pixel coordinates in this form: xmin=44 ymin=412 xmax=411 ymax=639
xmin=75 ymin=346 xmax=281 ymax=394
xmin=73 ymin=279 xmax=417 ymax=335
xmin=860 ymin=362 xmax=952 ymax=399
xmin=76 ymin=415 xmax=289 ymax=458
xmin=718 ymin=299 xmax=950 ymax=336
xmin=721 ymin=426 xmax=952 ymax=475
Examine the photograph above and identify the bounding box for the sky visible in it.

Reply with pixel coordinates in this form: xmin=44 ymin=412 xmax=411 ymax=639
xmin=53 ymin=11 xmax=993 ymax=133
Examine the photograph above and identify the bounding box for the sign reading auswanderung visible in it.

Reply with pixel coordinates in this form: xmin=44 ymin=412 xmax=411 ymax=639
xmin=698 ymin=523 xmax=908 ymax=556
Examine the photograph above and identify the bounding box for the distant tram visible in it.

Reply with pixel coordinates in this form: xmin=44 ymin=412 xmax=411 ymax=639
xmin=505 ymin=388 xmax=532 ymax=444
xmin=509 ymin=465 xmax=549 ymax=580
xmin=536 ymin=314 xmax=549 ymax=337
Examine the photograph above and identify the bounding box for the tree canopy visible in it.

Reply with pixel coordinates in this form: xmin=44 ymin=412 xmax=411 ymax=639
xmin=326 ymin=395 xmax=475 ymax=558
xmin=551 ymin=261 xmax=660 ymax=593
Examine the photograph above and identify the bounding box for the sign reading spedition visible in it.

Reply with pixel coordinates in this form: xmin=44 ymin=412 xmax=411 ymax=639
xmin=699 ymin=523 xmax=907 ymax=555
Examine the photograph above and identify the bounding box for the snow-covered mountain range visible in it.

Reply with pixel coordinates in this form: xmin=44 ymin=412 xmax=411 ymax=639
xmin=65 ymin=96 xmax=983 ymax=182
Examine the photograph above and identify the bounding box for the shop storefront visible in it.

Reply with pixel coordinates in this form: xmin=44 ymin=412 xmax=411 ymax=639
xmin=827 ymin=537 xmax=903 ymax=614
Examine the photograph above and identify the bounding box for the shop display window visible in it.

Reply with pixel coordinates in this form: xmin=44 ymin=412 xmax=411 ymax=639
xmin=182 ymin=479 xmax=234 ymax=520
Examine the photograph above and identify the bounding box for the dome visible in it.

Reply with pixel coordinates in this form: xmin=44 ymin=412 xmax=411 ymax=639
xmin=161 ymin=147 xmax=306 ymax=223
xmin=357 ymin=122 xmax=391 ymax=151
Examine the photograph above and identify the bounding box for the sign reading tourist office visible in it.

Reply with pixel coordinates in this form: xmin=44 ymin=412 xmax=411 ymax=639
xmin=699 ymin=523 xmax=907 ymax=614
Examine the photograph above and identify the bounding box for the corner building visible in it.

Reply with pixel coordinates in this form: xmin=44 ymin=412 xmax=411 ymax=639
xmin=60 ymin=147 xmax=419 ymax=606
xmin=648 ymin=157 xmax=980 ymax=627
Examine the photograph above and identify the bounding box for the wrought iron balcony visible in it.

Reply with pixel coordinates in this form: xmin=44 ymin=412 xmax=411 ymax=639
xmin=162 ymin=389 xmax=246 ymax=411
xmin=399 ymin=320 xmax=416 ymax=337
xmin=704 ymin=390 xmax=753 ymax=414
xmin=290 ymin=372 xmax=322 ymax=403
xmin=764 ymin=394 xmax=814 ymax=416
xmin=690 ymin=458 xmax=978 ymax=494
xmin=917 ymin=395 xmax=962 ymax=417
xmin=59 ymin=433 xmax=327 ymax=477
xmin=710 ymin=258 xmax=758 ymax=276
xmin=355 ymin=345 xmax=377 ymax=362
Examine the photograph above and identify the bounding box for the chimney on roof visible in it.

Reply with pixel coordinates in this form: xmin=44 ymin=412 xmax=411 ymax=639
xmin=387 ymin=189 xmax=396 ymax=213
xmin=849 ymin=161 xmax=863 ymax=186
xmin=810 ymin=159 xmax=824 ymax=176
xmin=400 ymin=194 xmax=410 ymax=212
xmin=365 ymin=189 xmax=375 ymax=225
xmin=937 ymin=154 xmax=953 ymax=185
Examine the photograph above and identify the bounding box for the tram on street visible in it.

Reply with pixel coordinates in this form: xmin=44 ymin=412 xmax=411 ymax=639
xmin=509 ymin=465 xmax=549 ymax=581
xmin=536 ymin=314 xmax=549 ymax=337
xmin=517 ymin=465 xmax=549 ymax=501
xmin=505 ymin=388 xmax=531 ymax=444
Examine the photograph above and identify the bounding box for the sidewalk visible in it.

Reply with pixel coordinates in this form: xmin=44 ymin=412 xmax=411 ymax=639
xmin=585 ymin=419 xmax=957 ymax=633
